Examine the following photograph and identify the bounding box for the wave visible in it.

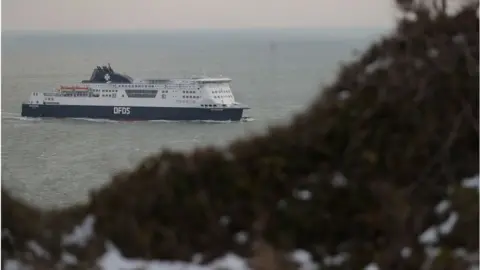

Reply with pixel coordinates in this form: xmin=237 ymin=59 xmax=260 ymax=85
xmin=1 ymin=112 xmax=255 ymax=124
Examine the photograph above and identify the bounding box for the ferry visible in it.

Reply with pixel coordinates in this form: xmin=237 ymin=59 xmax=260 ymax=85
xmin=21 ymin=64 xmax=249 ymax=121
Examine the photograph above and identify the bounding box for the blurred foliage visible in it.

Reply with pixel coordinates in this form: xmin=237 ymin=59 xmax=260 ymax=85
xmin=2 ymin=0 xmax=479 ymax=269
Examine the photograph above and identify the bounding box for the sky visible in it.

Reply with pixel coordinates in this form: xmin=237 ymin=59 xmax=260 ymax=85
xmin=2 ymin=0 xmax=398 ymax=32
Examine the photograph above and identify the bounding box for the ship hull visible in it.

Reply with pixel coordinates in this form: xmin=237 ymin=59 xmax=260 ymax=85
xmin=21 ymin=104 xmax=246 ymax=121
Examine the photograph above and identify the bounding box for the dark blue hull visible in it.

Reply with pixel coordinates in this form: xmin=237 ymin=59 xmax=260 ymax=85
xmin=21 ymin=104 xmax=246 ymax=121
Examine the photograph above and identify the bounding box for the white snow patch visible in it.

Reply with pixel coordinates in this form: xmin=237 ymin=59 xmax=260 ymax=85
xmin=294 ymin=189 xmax=312 ymax=201
xmin=419 ymin=226 xmax=438 ymax=245
xmin=191 ymin=253 xmax=203 ymax=264
xmin=323 ymin=252 xmax=349 ymax=267
xmin=27 ymin=240 xmax=50 ymax=259
xmin=462 ymin=175 xmax=479 ymax=189
xmin=97 ymin=242 xmax=250 ymax=270
xmin=404 ymin=11 xmax=417 ymax=21
xmin=61 ymin=252 xmax=78 ymax=265
xmin=438 ymin=211 xmax=459 ymax=235
xmin=234 ymin=231 xmax=248 ymax=245
xmin=401 ymin=247 xmax=412 ymax=258
xmin=364 ymin=262 xmax=379 ymax=270
xmin=419 ymin=207 xmax=460 ymax=245
xmin=209 ymin=253 xmax=250 ymax=270
xmin=365 ymin=58 xmax=392 ymax=74
xmin=453 ymin=34 xmax=466 ymax=44
xmin=62 ymin=215 xmax=95 ymax=247
xmin=219 ymin=216 xmax=231 ymax=226
xmin=332 ymin=172 xmax=348 ymax=187
xmin=434 ymin=200 xmax=451 ymax=215
xmin=427 ymin=48 xmax=439 ymax=58
xmin=290 ymin=249 xmax=317 ymax=270
xmin=421 ymin=247 xmax=441 ymax=270
xmin=338 ymin=90 xmax=351 ymax=101
xmin=3 ymin=260 xmax=32 ymax=270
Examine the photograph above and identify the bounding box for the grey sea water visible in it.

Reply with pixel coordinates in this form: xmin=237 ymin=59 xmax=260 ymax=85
xmin=1 ymin=29 xmax=381 ymax=209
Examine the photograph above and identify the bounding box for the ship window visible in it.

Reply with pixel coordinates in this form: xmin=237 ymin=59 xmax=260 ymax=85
xmin=125 ymin=89 xmax=157 ymax=98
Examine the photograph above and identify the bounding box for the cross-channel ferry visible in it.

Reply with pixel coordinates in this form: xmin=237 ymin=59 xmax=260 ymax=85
xmin=21 ymin=64 xmax=249 ymax=121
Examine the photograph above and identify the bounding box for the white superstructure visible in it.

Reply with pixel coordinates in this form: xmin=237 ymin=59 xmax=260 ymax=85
xmin=27 ymin=77 xmax=244 ymax=109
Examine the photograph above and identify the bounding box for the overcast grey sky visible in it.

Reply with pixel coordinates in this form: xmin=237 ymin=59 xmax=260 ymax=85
xmin=2 ymin=0 xmax=398 ymax=31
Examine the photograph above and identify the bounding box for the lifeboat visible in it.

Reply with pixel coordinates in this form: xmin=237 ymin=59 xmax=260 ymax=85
xmin=58 ymin=85 xmax=89 ymax=91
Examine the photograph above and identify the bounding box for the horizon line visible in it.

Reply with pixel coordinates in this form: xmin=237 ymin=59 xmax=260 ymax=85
xmin=2 ymin=26 xmax=391 ymax=33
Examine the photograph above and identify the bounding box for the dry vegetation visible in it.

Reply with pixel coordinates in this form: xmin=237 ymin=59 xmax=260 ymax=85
xmin=2 ymin=0 xmax=479 ymax=269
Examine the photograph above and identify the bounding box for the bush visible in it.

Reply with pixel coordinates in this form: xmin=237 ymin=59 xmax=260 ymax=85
xmin=2 ymin=1 xmax=478 ymax=269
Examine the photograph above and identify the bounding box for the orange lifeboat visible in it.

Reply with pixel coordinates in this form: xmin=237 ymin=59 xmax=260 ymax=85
xmin=58 ymin=85 xmax=89 ymax=91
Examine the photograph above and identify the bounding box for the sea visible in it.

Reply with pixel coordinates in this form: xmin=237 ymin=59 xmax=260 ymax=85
xmin=1 ymin=28 xmax=387 ymax=209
